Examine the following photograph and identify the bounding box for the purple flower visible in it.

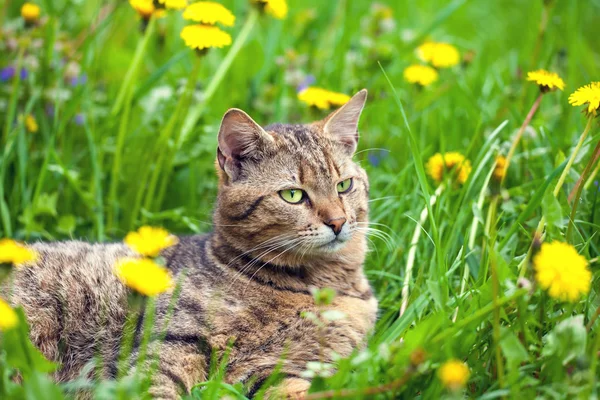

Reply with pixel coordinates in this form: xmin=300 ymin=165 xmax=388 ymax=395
xmin=367 ymin=149 xmax=389 ymax=167
xmin=0 ymin=66 xmax=15 ymax=82
xmin=297 ymin=75 xmax=316 ymax=92
xmin=74 ymin=113 xmax=85 ymax=126
xmin=45 ymin=104 xmax=55 ymax=117
xmin=1 ymin=66 xmax=29 ymax=82
xmin=70 ymin=73 xmax=88 ymax=87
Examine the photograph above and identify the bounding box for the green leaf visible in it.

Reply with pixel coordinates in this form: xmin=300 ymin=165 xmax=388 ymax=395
xmin=542 ymin=189 xmax=564 ymax=229
xmin=542 ymin=315 xmax=586 ymax=366
xmin=56 ymin=215 xmax=76 ymax=235
xmin=500 ymin=326 xmax=530 ymax=366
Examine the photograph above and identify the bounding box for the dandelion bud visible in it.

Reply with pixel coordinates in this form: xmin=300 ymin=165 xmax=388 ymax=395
xmin=21 ymin=3 xmax=41 ymax=27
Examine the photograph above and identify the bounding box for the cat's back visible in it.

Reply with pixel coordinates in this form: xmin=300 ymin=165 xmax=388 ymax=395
xmin=8 ymin=240 xmax=134 ymax=381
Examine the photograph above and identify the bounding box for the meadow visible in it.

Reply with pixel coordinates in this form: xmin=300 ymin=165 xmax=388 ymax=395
xmin=1 ymin=0 xmax=600 ymax=398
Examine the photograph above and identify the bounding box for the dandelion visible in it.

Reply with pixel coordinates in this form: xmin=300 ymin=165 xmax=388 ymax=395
xmin=158 ymin=0 xmax=188 ymax=10
xmin=426 ymin=152 xmax=472 ymax=185
xmin=21 ymin=2 xmax=41 ymax=25
xmin=115 ymin=258 xmax=173 ymax=296
xmin=403 ymin=64 xmax=438 ymax=87
xmin=0 ymin=239 xmax=38 ymax=266
xmin=438 ymin=359 xmax=470 ymax=390
xmin=533 ymin=241 xmax=591 ymax=302
xmin=297 ymin=87 xmax=351 ymax=110
xmin=493 ymin=155 xmax=507 ymax=182
xmin=125 ymin=226 xmax=178 ymax=257
xmin=416 ymin=42 xmax=460 ymax=68
xmin=180 ymin=25 xmax=232 ymax=51
xmin=129 ymin=0 xmax=164 ymax=20
xmin=0 ymin=299 xmax=18 ymax=331
xmin=503 ymin=70 xmax=565 ymax=182
xmin=25 ymin=114 xmax=38 ymax=133
xmin=527 ymin=69 xmax=565 ymax=92
xmin=569 ymin=82 xmax=600 ymax=115
xmin=253 ymin=0 xmax=288 ymax=19
xmin=183 ymin=1 xmax=235 ymax=26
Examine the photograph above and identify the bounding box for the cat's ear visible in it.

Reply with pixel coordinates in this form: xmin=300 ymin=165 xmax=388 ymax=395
xmin=323 ymin=89 xmax=367 ymax=155
xmin=217 ymin=108 xmax=273 ymax=179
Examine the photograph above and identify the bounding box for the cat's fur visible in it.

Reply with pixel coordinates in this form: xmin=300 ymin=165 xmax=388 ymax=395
xmin=6 ymin=90 xmax=377 ymax=399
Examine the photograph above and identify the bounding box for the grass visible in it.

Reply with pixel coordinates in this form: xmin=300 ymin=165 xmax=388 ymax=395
xmin=1 ymin=0 xmax=600 ymax=398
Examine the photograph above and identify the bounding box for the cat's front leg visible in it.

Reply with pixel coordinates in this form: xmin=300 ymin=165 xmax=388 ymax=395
xmin=144 ymin=338 xmax=208 ymax=399
xmin=265 ymin=377 xmax=311 ymax=400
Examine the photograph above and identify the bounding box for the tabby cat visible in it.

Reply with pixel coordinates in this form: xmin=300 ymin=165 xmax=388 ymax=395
xmin=7 ymin=89 xmax=377 ymax=399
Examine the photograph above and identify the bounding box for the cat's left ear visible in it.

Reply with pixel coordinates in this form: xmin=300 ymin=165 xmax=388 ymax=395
xmin=323 ymin=89 xmax=368 ymax=155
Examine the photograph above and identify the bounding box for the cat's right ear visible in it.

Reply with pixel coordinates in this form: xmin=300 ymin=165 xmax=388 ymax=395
xmin=217 ymin=108 xmax=274 ymax=180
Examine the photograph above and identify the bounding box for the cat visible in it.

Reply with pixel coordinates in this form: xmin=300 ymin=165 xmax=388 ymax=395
xmin=6 ymin=89 xmax=377 ymax=399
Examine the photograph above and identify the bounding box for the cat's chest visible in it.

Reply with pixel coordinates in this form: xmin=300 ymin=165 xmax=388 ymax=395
xmin=206 ymin=286 xmax=377 ymax=354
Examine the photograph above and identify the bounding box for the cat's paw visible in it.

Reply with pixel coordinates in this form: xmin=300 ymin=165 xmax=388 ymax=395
xmin=265 ymin=378 xmax=311 ymax=400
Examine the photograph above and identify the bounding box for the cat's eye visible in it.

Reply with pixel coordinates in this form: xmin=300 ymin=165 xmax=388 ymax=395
xmin=337 ymin=178 xmax=353 ymax=193
xmin=279 ymin=189 xmax=305 ymax=204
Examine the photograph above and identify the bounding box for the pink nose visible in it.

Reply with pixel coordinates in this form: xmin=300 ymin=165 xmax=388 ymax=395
xmin=325 ymin=217 xmax=346 ymax=235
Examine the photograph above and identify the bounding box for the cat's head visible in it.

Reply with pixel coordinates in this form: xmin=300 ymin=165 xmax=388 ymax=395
xmin=213 ymin=89 xmax=369 ymax=267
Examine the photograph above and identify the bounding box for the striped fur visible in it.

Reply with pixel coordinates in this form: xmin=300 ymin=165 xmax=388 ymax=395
xmin=6 ymin=91 xmax=377 ymax=399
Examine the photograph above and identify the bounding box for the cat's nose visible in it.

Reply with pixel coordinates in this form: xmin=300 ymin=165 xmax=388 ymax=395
xmin=325 ymin=217 xmax=347 ymax=236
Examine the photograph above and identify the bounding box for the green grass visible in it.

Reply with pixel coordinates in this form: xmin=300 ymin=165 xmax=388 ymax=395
xmin=1 ymin=0 xmax=600 ymax=398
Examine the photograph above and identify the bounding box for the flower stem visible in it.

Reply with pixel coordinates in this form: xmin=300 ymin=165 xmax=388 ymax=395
xmin=132 ymin=56 xmax=202 ymax=226
xmin=111 ymin=17 xmax=156 ymax=116
xmin=399 ymin=184 xmax=443 ymax=317
xmin=153 ymin=8 xmax=260 ymax=210
xmin=518 ymin=116 xmax=595 ymax=275
xmin=584 ymin=157 xmax=600 ymax=191
xmin=453 ymin=166 xmax=495 ymax=322
xmin=566 ymin=136 xmax=600 ymax=240
xmin=107 ymin=17 xmax=156 ymax=232
xmin=552 ymin=116 xmax=594 ymax=198
xmin=502 ymin=93 xmax=544 ymax=183
xmin=177 ymin=7 xmax=259 ymax=149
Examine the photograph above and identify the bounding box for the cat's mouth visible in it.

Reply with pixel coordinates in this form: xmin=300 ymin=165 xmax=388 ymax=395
xmin=317 ymin=236 xmax=349 ymax=252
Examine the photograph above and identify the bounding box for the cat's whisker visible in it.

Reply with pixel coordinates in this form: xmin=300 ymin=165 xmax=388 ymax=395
xmin=243 ymin=241 xmax=304 ymax=294
xmin=227 ymin=238 xmax=304 ymax=289
xmin=368 ymin=196 xmax=399 ymax=203
xmin=224 ymin=233 xmax=297 ymax=270
xmin=353 ymin=227 xmax=395 ymax=251
xmin=352 ymin=147 xmax=391 ymax=157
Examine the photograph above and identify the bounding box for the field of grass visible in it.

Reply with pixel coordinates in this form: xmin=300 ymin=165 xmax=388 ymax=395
xmin=1 ymin=0 xmax=600 ymax=398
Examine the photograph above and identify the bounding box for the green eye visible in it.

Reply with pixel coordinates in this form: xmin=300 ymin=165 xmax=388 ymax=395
xmin=337 ymin=178 xmax=353 ymax=193
xmin=279 ymin=189 xmax=305 ymax=204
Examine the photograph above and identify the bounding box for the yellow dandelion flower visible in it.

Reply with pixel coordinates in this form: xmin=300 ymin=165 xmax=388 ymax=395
xmin=533 ymin=241 xmax=591 ymax=302
xmin=158 ymin=0 xmax=188 ymax=10
xmin=21 ymin=2 xmax=41 ymax=24
xmin=493 ymin=155 xmax=507 ymax=181
xmin=426 ymin=152 xmax=472 ymax=185
xmin=297 ymin=87 xmax=351 ymax=110
xmin=115 ymin=258 xmax=173 ymax=297
xmin=254 ymin=0 xmax=288 ymax=19
xmin=416 ymin=42 xmax=460 ymax=68
xmin=0 ymin=299 xmax=18 ymax=331
xmin=124 ymin=226 xmax=178 ymax=257
xmin=129 ymin=0 xmax=164 ymax=20
xmin=569 ymin=82 xmax=600 ymax=114
xmin=0 ymin=239 xmax=38 ymax=266
xmin=403 ymin=64 xmax=438 ymax=87
xmin=527 ymin=69 xmax=565 ymax=92
xmin=25 ymin=114 xmax=38 ymax=133
xmin=180 ymin=25 xmax=232 ymax=51
xmin=183 ymin=2 xmax=235 ymax=26
xmin=439 ymin=359 xmax=470 ymax=390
